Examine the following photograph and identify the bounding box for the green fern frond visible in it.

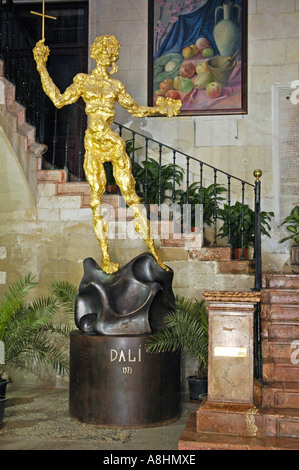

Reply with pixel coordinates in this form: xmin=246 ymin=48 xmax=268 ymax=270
xmin=42 ymin=322 xmax=72 ymax=337
xmin=4 ymin=324 xmax=69 ymax=374
xmin=50 ymin=280 xmax=77 ymax=317
xmin=8 ymin=328 xmax=69 ymax=374
xmin=0 ymin=274 xmax=37 ymax=340
xmin=0 ymin=274 xmax=70 ymax=377
xmin=145 ymin=326 xmax=182 ymax=354
xmin=146 ymin=295 xmax=209 ymax=376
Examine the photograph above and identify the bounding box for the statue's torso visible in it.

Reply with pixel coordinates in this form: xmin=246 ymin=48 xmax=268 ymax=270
xmin=74 ymin=73 xmax=121 ymax=128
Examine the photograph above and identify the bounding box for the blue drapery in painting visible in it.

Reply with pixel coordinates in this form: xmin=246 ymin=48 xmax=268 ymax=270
xmin=154 ymin=0 xmax=242 ymax=60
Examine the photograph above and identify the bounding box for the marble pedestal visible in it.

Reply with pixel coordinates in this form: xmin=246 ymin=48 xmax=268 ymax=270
xmin=196 ymin=291 xmax=262 ymax=436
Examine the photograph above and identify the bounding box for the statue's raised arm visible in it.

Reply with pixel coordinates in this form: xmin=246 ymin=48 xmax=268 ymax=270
xmin=33 ymin=39 xmax=81 ymax=108
xmin=33 ymin=38 xmax=50 ymax=70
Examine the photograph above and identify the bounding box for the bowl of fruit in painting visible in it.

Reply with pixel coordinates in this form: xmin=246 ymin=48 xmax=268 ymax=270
xmin=206 ymin=56 xmax=236 ymax=86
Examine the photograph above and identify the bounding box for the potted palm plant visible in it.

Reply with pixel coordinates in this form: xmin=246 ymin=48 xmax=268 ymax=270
xmin=175 ymin=182 xmax=226 ymax=232
xmin=132 ymin=157 xmax=184 ymax=207
xmin=145 ymin=295 xmax=208 ymax=402
xmin=125 ymin=138 xmax=143 ymax=159
xmin=0 ymin=274 xmax=70 ymax=425
xmin=50 ymin=280 xmax=77 ymax=319
xmin=218 ymin=201 xmax=274 ymax=259
xmin=279 ymin=206 xmax=299 ymax=265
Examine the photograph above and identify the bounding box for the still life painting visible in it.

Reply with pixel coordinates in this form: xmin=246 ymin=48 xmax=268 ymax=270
xmin=148 ymin=0 xmax=247 ymax=115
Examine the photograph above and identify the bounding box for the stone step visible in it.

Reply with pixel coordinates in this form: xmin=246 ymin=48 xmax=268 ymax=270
xmin=217 ymin=259 xmax=255 ymax=274
xmin=195 ymin=401 xmax=299 ymax=438
xmin=56 ymin=185 xmax=133 ymax=218
xmin=188 ymin=246 xmax=231 ymax=261
xmin=57 ymin=181 xmax=89 ymax=192
xmin=1 ymin=76 xmax=15 ymax=101
xmin=38 ymin=180 xmax=133 ymax=219
xmin=262 ymin=321 xmax=299 ymax=340
xmin=262 ymin=382 xmax=299 ymax=408
xmin=18 ymin=121 xmax=35 ymax=145
xmin=196 ymin=402 xmax=264 ymax=437
xmin=6 ymin=99 xmax=25 ymax=127
xmin=262 ymin=338 xmax=298 ymax=360
xmin=263 ymin=359 xmax=299 ymax=383
xmin=37 ymin=169 xmax=67 ymax=184
xmin=178 ymin=413 xmax=299 ymax=450
xmin=262 ymin=274 xmax=299 ymax=289
xmin=261 ymin=304 xmax=299 ymax=322
xmin=262 ymin=406 xmax=299 ymax=438
xmin=187 ymin=247 xmax=255 ymax=274
xmin=261 ymin=289 xmax=299 ymax=306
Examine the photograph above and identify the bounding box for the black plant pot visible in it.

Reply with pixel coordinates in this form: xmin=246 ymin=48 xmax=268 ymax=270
xmin=187 ymin=376 xmax=207 ymax=402
xmin=0 ymin=379 xmax=8 ymax=397
xmin=0 ymin=396 xmax=7 ymax=426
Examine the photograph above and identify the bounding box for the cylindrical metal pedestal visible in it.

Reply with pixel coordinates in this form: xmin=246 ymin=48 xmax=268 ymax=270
xmin=69 ymin=330 xmax=181 ymax=428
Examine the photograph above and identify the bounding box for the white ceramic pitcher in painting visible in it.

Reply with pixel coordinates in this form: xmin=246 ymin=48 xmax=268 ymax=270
xmin=213 ymin=1 xmax=241 ymax=57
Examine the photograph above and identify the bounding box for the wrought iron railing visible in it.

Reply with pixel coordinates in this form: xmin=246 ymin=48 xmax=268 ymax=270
xmin=0 ymin=0 xmax=264 ymax=379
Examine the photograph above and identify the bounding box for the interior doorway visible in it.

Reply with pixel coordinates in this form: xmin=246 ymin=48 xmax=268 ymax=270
xmin=16 ymin=1 xmax=89 ymax=178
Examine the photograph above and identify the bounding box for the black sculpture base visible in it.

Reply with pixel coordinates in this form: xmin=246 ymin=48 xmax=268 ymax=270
xmin=69 ymin=331 xmax=181 ymax=428
xmin=75 ymin=253 xmax=175 ymax=335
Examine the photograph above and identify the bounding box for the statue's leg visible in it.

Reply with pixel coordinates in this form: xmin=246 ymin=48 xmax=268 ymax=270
xmin=84 ymin=151 xmax=119 ymax=274
xmin=112 ymin=150 xmax=169 ymax=271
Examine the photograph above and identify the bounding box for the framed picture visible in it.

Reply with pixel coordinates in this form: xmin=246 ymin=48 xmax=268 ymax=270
xmin=148 ymin=0 xmax=248 ymax=116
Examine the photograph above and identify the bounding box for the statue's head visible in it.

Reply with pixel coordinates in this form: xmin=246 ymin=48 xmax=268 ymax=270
xmin=90 ymin=35 xmax=120 ymax=74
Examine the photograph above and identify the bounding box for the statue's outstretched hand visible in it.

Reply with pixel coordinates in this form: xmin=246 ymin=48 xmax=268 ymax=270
xmin=33 ymin=39 xmax=50 ymax=70
xmin=155 ymin=96 xmax=182 ymax=117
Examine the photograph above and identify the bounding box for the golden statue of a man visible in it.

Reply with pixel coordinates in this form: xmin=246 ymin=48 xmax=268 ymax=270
xmin=33 ymin=35 xmax=181 ymax=274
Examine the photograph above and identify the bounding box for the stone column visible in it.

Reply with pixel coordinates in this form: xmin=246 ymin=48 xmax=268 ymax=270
xmin=196 ymin=291 xmax=262 ymax=436
xmin=204 ymin=291 xmax=261 ymax=404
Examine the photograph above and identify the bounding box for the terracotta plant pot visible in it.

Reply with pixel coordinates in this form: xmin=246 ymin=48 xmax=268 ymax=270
xmin=232 ymin=247 xmax=249 ymax=260
xmin=106 ymin=185 xmax=118 ymax=194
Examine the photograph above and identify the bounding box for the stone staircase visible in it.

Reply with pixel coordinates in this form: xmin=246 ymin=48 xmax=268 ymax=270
xmin=261 ymin=273 xmax=299 ymax=434
xmin=178 ymin=273 xmax=299 ymax=450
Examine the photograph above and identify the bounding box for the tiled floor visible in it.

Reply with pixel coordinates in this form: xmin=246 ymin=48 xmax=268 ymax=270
xmin=0 ymin=386 xmax=198 ymax=451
